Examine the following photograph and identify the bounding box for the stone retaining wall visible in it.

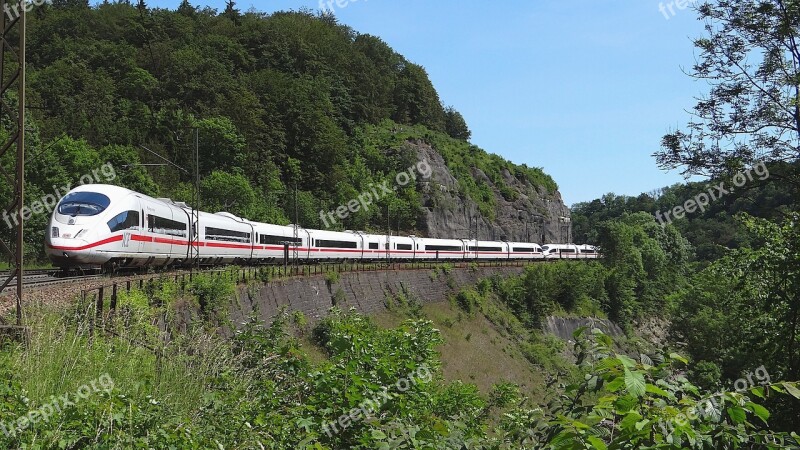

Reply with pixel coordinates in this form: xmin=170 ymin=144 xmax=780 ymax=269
xmin=230 ymin=266 xmax=526 ymax=325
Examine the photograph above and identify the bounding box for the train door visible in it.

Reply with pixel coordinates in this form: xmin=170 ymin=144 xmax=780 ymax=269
xmin=352 ymin=232 xmax=366 ymax=260
xmin=141 ymin=199 xmax=180 ymax=261
xmin=460 ymin=239 xmax=470 ymax=260
xmin=116 ymin=196 xmax=145 ymax=257
xmin=300 ymin=229 xmax=311 ymax=260
xmin=175 ymin=207 xmax=195 ymax=263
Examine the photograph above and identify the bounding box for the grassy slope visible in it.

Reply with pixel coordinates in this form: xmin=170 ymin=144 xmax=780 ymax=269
xmin=298 ymin=288 xmax=578 ymax=405
xmin=372 ymin=301 xmax=548 ymax=403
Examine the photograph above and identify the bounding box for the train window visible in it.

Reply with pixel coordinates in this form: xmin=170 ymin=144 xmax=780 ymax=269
xmin=369 ymin=242 xmax=379 ymax=250
xmin=513 ymin=247 xmax=535 ymax=252
xmin=149 ymin=216 xmax=187 ymax=237
xmin=57 ymin=192 xmax=111 ymax=216
xmin=425 ymin=245 xmax=462 ymax=251
xmin=469 ymin=246 xmax=502 ymax=252
xmin=148 ymin=215 xmax=187 ymax=237
xmin=205 ymin=226 xmax=250 ymax=243
xmin=260 ymin=234 xmax=301 ymax=245
xmin=107 ymin=210 xmax=140 ymax=233
xmin=315 ymin=239 xmax=358 ymax=249
xmin=561 ymin=249 xmax=576 ymax=253
xmin=396 ymin=243 xmax=412 ymax=251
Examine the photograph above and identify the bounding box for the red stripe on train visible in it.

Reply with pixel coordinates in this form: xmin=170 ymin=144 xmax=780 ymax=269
xmin=49 ymin=234 xmax=551 ymax=256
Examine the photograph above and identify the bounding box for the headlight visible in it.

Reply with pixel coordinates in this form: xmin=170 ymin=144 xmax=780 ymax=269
xmin=51 ymin=227 xmax=59 ymax=238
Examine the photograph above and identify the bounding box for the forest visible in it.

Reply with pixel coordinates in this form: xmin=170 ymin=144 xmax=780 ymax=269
xmin=1 ymin=0 xmax=556 ymax=261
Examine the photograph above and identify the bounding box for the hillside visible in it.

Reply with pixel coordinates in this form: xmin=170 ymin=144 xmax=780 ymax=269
xmin=8 ymin=2 xmax=566 ymax=261
xmin=571 ymin=161 xmax=799 ymax=262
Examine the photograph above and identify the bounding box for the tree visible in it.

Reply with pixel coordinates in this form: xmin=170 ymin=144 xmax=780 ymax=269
xmin=177 ymin=0 xmax=195 ymax=17
xmin=222 ymin=0 xmax=240 ymax=24
xmin=671 ymin=213 xmax=800 ymax=428
xmin=193 ymin=117 xmax=247 ymax=177
xmin=596 ymin=212 xmax=690 ymax=324
xmin=51 ymin=0 xmax=89 ymax=8
xmin=199 ymin=171 xmax=267 ymax=221
xmin=444 ymin=106 xmax=471 ymax=141
xmin=392 ymin=63 xmax=446 ymax=132
xmin=656 ymin=0 xmax=800 ymax=187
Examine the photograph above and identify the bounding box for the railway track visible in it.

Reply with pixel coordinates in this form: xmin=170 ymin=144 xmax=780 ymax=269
xmin=0 ymin=270 xmax=103 ymax=293
xmin=0 ymin=257 xmax=573 ymax=295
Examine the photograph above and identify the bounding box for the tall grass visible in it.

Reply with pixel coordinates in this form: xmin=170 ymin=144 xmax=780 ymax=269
xmin=4 ymin=274 xmax=240 ymax=418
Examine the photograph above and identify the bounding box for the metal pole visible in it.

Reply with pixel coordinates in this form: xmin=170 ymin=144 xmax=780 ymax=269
xmin=293 ymin=182 xmax=298 ymax=266
xmin=386 ymin=204 xmax=390 ymax=262
xmin=0 ymin=3 xmax=26 ymax=326
xmin=15 ymin=7 xmax=24 ymax=326
xmin=195 ymin=127 xmax=200 ymax=270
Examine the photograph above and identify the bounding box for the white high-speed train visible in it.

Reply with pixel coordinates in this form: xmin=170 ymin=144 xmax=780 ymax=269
xmin=45 ymin=184 xmax=598 ymax=269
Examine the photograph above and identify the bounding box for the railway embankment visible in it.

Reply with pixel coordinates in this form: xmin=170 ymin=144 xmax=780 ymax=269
xmin=230 ymin=265 xmax=527 ymax=326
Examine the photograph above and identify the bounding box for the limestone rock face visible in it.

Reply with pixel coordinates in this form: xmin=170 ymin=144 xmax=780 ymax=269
xmin=411 ymin=141 xmax=571 ymax=244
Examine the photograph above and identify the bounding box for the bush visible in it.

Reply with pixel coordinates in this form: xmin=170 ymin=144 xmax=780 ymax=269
xmin=454 ymin=288 xmax=484 ymax=314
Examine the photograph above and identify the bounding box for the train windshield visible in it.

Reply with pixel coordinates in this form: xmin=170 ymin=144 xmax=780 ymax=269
xmin=57 ymin=192 xmax=111 ymax=216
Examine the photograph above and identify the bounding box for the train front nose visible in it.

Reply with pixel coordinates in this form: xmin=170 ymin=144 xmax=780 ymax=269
xmin=45 ymin=225 xmax=97 ymax=266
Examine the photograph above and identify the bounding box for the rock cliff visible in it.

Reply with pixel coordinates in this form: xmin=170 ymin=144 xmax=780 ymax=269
xmin=410 ymin=141 xmax=571 ymax=244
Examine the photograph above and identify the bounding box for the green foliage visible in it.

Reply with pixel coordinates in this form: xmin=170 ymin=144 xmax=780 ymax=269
xmin=494 ymin=328 xmax=800 ymax=449
xmin=444 ymin=105 xmax=471 ymax=141
xmin=671 ymin=213 xmax=800 ymax=429
xmin=3 ymin=291 xmax=798 ymax=448
xmin=493 ymin=261 xmax=609 ymax=328
xmin=595 ymin=212 xmax=690 ymax=324
xmin=571 ymin=163 xmax=797 ymax=262
xmin=454 ymin=288 xmax=484 ymax=315
xmin=324 ymin=270 xmax=340 ymax=286
xmin=199 ymin=170 xmax=271 ymax=221
xmin=188 ymin=272 xmax=236 ymax=320
xmin=655 ymin=1 xmax=800 ymax=191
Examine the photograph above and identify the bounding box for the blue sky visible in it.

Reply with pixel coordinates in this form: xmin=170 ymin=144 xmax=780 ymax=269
xmin=148 ymin=0 xmax=706 ymax=206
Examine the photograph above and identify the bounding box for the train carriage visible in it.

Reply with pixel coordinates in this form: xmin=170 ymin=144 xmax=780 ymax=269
xmin=251 ymin=222 xmax=308 ymax=262
xmin=507 ymin=242 xmax=544 ymax=260
xmin=307 ymin=229 xmax=362 ymax=260
xmin=542 ymin=244 xmax=599 ymax=259
xmin=417 ymin=237 xmax=465 ymax=260
xmin=462 ymin=239 xmax=509 ymax=260
xmin=47 ymin=185 xmax=192 ymax=268
xmin=197 ymin=212 xmax=254 ymax=264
